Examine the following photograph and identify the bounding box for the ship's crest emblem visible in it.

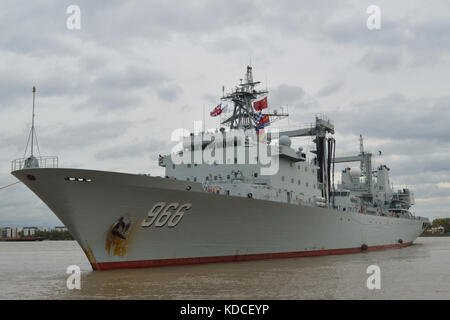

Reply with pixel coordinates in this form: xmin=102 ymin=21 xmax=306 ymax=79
xmin=105 ymin=214 xmax=135 ymax=257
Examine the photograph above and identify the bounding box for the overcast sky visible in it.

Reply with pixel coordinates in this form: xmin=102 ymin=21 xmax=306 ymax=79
xmin=1 ymin=0 xmax=449 ymax=227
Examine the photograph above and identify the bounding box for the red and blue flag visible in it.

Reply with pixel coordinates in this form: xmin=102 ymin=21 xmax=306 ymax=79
xmin=210 ymin=104 xmax=223 ymax=117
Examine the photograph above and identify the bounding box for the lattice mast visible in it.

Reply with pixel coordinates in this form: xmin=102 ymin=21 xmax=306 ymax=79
xmin=221 ymin=66 xmax=287 ymax=130
xmin=23 ymin=86 xmax=41 ymax=159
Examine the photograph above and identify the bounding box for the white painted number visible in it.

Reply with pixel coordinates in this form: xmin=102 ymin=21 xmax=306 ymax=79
xmin=366 ymin=264 xmax=381 ymax=290
xmin=66 ymin=265 xmax=81 ymax=290
xmin=141 ymin=202 xmax=191 ymax=228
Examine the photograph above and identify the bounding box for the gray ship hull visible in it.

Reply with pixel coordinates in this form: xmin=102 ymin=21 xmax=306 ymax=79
xmin=12 ymin=168 xmax=428 ymax=270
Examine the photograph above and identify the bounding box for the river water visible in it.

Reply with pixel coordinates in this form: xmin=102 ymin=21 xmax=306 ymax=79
xmin=0 ymin=237 xmax=448 ymax=299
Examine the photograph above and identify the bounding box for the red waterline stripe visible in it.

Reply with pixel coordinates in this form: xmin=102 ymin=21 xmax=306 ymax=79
xmin=91 ymin=242 xmax=412 ymax=271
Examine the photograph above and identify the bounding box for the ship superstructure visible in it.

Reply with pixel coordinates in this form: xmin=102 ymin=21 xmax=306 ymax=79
xmin=160 ymin=66 xmax=413 ymax=218
xmin=11 ymin=67 xmax=429 ymax=270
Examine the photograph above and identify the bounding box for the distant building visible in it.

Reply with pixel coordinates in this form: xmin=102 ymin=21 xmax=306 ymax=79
xmin=1 ymin=227 xmax=18 ymax=238
xmin=431 ymin=226 xmax=445 ymax=234
xmin=54 ymin=226 xmax=68 ymax=232
xmin=22 ymin=227 xmax=38 ymax=237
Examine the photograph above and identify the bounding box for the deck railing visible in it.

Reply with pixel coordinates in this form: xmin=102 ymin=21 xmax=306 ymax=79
xmin=11 ymin=156 xmax=59 ymax=172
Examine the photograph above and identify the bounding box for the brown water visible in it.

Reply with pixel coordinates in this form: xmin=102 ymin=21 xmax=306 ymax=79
xmin=0 ymin=237 xmax=449 ymax=299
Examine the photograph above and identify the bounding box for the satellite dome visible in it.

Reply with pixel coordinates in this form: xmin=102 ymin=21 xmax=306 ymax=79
xmin=350 ymin=167 xmax=361 ymax=178
xmin=279 ymin=135 xmax=291 ymax=147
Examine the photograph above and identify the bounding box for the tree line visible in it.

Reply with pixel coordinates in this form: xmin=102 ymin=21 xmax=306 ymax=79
xmin=431 ymin=218 xmax=450 ymax=233
xmin=34 ymin=230 xmax=74 ymax=240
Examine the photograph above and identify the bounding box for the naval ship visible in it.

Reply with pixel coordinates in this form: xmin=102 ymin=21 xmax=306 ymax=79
xmin=11 ymin=67 xmax=430 ymax=270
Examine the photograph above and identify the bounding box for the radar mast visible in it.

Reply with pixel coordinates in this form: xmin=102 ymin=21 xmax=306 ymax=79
xmin=23 ymin=86 xmax=40 ymax=168
xmin=221 ymin=66 xmax=288 ymax=130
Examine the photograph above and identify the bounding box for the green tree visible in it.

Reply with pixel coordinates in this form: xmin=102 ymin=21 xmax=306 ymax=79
xmin=431 ymin=218 xmax=450 ymax=233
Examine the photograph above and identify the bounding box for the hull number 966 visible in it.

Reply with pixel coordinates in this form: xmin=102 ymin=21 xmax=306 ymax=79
xmin=141 ymin=202 xmax=192 ymax=228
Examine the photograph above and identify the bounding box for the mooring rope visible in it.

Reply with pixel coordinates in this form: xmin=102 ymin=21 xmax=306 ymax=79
xmin=0 ymin=178 xmax=25 ymax=191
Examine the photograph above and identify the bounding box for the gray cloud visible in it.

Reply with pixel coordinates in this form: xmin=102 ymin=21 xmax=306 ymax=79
xmin=359 ymin=49 xmax=404 ymax=72
xmin=95 ymin=139 xmax=169 ymax=160
xmin=270 ymin=84 xmax=306 ymax=107
xmin=331 ymin=93 xmax=450 ymax=142
xmin=269 ymin=84 xmax=319 ymax=124
xmin=317 ymin=80 xmax=345 ymax=97
xmin=156 ymin=83 xmax=184 ymax=102
xmin=43 ymin=120 xmax=132 ymax=150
